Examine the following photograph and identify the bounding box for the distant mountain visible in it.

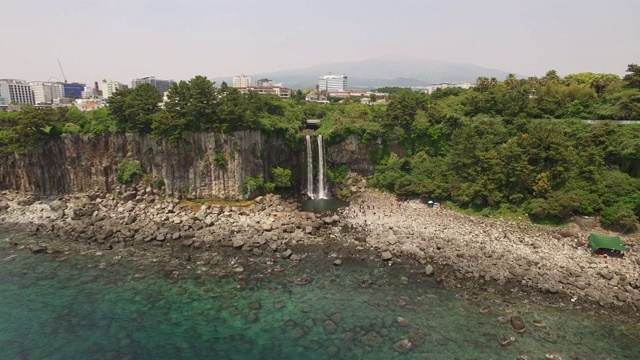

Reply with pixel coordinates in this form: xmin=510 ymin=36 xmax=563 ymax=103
xmin=214 ymin=57 xmax=515 ymax=90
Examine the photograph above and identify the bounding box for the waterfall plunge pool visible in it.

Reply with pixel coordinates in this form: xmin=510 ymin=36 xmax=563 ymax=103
xmin=300 ymin=198 xmax=349 ymax=213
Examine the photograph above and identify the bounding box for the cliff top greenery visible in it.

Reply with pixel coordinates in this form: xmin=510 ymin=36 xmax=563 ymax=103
xmin=0 ymin=65 xmax=639 ymax=229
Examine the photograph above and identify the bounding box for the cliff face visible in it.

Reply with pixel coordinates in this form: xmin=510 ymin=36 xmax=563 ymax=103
xmin=325 ymin=135 xmax=382 ymax=176
xmin=0 ymin=131 xmax=299 ymax=199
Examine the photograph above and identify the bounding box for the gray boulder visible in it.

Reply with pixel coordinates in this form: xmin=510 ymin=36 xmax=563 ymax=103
xmin=28 ymin=244 xmax=47 ymax=254
xmin=121 ymin=191 xmax=137 ymax=202
xmin=49 ymin=200 xmax=67 ymax=212
xmin=425 ymin=264 xmax=434 ymax=276
xmin=232 ymin=239 xmax=245 ymax=248
xmin=510 ymin=316 xmax=526 ymax=333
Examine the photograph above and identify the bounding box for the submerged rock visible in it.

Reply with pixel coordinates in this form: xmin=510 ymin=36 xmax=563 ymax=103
xmin=289 ymin=327 xmax=306 ymax=339
xmin=333 ymin=259 xmax=343 ymax=266
xmin=360 ymin=331 xmax=384 ymax=347
xmin=326 ymin=345 xmax=339 ymax=356
xmin=381 ymin=251 xmax=393 ymax=261
xmin=323 ymin=320 xmax=337 ymax=334
xmin=393 ymin=339 xmax=413 ymax=353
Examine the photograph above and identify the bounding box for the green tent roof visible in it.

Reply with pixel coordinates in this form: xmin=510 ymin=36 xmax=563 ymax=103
xmin=587 ymin=233 xmax=628 ymax=252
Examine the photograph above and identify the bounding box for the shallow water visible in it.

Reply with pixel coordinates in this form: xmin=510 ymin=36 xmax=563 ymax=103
xmin=1 ymin=237 xmax=639 ymax=360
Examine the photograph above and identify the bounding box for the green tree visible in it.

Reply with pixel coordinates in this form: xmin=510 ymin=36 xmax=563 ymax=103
xmin=186 ymin=75 xmax=218 ymax=131
xmin=271 ymin=166 xmax=292 ymax=188
xmin=1 ymin=107 xmax=64 ymax=154
xmin=151 ymin=110 xmax=187 ymax=143
xmin=108 ymin=84 xmax=162 ymax=134
xmin=622 ymin=64 xmax=640 ymax=89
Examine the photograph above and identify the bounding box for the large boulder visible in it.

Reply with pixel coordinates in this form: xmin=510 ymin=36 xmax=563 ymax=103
xmin=425 ymin=264 xmax=434 ymax=276
xmin=510 ymin=316 xmax=526 ymax=333
xmin=121 ymin=191 xmax=137 ymax=202
xmin=28 ymin=244 xmax=47 ymax=254
xmin=17 ymin=195 xmax=39 ymax=206
xmin=381 ymin=251 xmax=393 ymax=261
xmin=49 ymin=200 xmax=67 ymax=212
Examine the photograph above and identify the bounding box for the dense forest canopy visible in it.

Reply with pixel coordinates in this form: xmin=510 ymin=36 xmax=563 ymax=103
xmin=1 ymin=65 xmax=639 ymax=229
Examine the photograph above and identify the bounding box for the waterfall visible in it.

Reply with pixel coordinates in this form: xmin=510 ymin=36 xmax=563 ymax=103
xmin=317 ymin=135 xmax=327 ymax=199
xmin=305 ymin=135 xmax=314 ymax=198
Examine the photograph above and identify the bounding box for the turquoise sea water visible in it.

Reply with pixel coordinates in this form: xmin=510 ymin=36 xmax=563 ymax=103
xmin=1 ymin=237 xmax=640 ymax=360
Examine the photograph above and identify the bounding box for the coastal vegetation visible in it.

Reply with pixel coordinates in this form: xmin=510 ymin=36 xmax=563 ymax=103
xmin=0 ymin=65 xmax=639 ymax=228
xmin=116 ymin=159 xmax=145 ymax=185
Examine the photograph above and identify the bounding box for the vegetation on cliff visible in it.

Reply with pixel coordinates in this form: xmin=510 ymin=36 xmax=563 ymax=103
xmin=0 ymin=65 xmax=639 ymax=228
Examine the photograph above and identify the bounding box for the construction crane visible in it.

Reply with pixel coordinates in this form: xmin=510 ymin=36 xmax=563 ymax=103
xmin=57 ymin=58 xmax=68 ymax=83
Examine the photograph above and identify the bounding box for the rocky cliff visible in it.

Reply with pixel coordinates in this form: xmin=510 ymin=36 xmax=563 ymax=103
xmin=325 ymin=135 xmax=381 ymax=176
xmin=0 ymin=131 xmax=299 ymax=199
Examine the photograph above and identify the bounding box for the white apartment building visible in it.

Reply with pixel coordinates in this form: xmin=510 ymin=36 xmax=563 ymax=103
xmin=318 ymin=74 xmax=347 ymax=92
xmin=81 ymin=87 xmax=97 ymax=99
xmin=102 ymin=79 xmax=127 ymax=99
xmin=29 ymin=82 xmax=65 ymax=104
xmin=416 ymin=82 xmax=475 ymax=94
xmin=0 ymin=79 xmax=35 ymax=105
xmin=232 ymin=74 xmax=251 ymax=88
xmin=236 ymin=86 xmax=291 ymax=99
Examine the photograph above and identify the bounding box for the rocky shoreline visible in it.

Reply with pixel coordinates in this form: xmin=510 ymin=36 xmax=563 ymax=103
xmin=1 ymin=186 xmax=640 ymax=320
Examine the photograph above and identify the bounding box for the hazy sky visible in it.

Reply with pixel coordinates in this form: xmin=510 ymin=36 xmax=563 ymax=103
xmin=3 ymin=0 xmax=639 ymax=85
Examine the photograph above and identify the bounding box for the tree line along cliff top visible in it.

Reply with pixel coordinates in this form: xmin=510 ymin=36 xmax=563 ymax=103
xmin=0 ymin=65 xmax=639 ymax=230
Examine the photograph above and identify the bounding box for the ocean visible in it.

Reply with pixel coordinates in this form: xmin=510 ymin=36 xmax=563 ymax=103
xmin=1 ymin=235 xmax=639 ymax=360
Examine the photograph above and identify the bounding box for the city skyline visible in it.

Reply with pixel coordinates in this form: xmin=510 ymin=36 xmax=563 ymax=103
xmin=2 ymin=0 xmax=639 ymax=86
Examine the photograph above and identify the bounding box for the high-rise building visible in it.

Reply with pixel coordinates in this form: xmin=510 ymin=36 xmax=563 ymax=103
xmin=232 ymin=74 xmax=251 ymax=88
xmin=256 ymin=78 xmax=273 ymax=87
xmin=63 ymin=83 xmax=86 ymax=99
xmin=131 ymin=76 xmax=174 ymax=94
xmin=29 ymin=82 xmax=64 ymax=104
xmin=0 ymin=79 xmax=36 ymax=105
xmin=81 ymin=87 xmax=96 ymax=99
xmin=318 ymin=74 xmax=348 ymax=92
xmin=102 ymin=79 xmax=128 ymax=99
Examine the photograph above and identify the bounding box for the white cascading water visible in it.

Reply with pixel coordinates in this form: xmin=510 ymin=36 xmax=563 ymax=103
xmin=317 ymin=135 xmax=327 ymax=199
xmin=305 ymin=135 xmax=314 ymax=198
